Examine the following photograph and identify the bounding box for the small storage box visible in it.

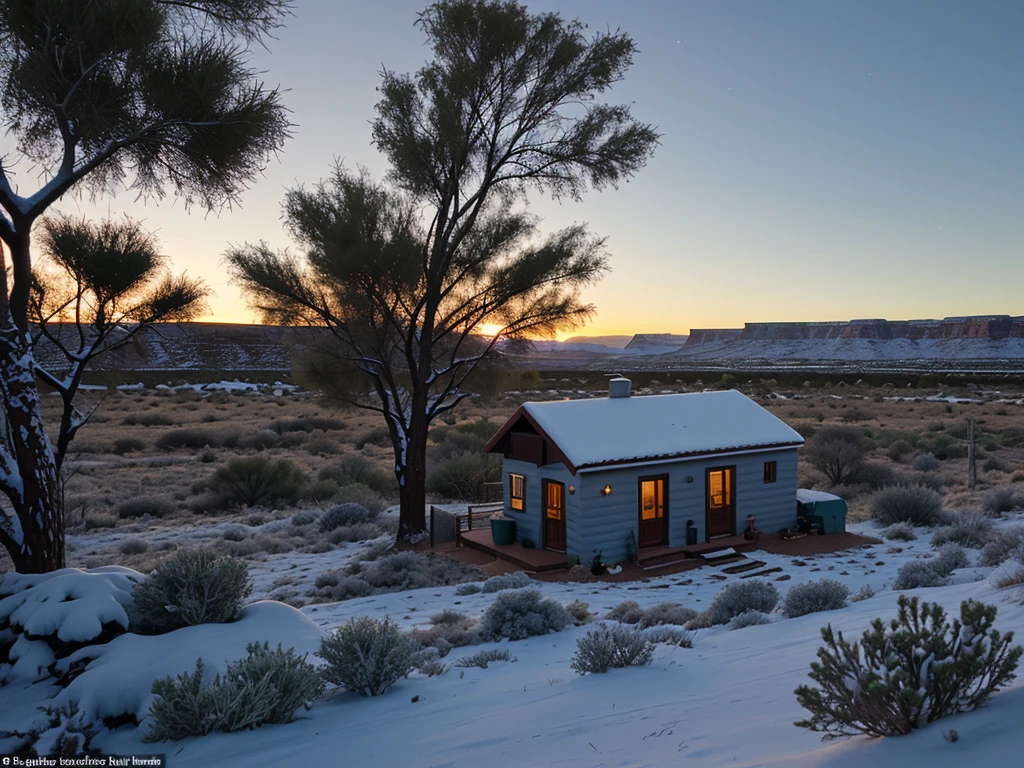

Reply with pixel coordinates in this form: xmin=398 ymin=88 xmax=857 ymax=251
xmin=796 ymin=489 xmax=847 ymax=534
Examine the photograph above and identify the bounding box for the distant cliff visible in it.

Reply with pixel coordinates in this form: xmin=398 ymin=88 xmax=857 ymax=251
xmin=624 ymin=333 xmax=688 ymax=351
xmin=683 ymin=316 xmax=1024 ymax=345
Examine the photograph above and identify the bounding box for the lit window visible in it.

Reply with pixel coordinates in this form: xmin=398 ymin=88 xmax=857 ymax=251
xmin=764 ymin=461 xmax=777 ymax=484
xmin=510 ymin=474 xmax=525 ymax=510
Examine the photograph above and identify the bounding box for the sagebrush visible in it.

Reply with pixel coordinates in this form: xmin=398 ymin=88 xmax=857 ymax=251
xmin=317 ymin=617 xmax=417 ymax=696
xmin=480 ymin=589 xmax=570 ymax=641
xmin=133 ymin=549 xmax=251 ymax=634
xmin=571 ymin=625 xmax=654 ymax=675
xmin=145 ymin=644 xmax=323 ymax=741
xmin=782 ymin=580 xmax=850 ymax=618
xmin=706 ymin=580 xmax=780 ymax=625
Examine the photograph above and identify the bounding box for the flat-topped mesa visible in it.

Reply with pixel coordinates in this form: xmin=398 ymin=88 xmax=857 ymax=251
xmin=624 ymin=333 xmax=688 ymax=350
xmin=683 ymin=315 xmax=1024 ymax=345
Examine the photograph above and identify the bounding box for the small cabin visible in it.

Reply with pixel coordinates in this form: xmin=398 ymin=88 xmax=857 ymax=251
xmin=484 ymin=379 xmax=805 ymax=563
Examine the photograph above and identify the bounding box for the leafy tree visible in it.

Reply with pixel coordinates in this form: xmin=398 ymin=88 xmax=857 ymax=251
xmin=0 ymin=0 xmax=291 ymax=572
xmin=227 ymin=0 xmax=659 ymax=539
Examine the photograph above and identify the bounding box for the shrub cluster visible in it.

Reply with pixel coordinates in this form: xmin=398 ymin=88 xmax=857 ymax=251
xmin=207 ymin=456 xmax=308 ymax=508
xmin=641 ymin=626 xmax=693 ymax=646
xmin=318 ymin=502 xmax=377 ymax=532
xmin=930 ymin=512 xmax=993 ymax=549
xmin=317 ymin=617 xmax=417 ymax=696
xmin=978 ymin=527 xmax=1024 ymax=568
xmin=454 ymin=649 xmax=514 ymax=669
xmin=571 ymin=626 xmax=654 ymax=675
xmin=604 ymin=600 xmax=697 ymax=628
xmin=704 ymin=580 xmax=780 ymax=626
xmin=911 ymin=452 xmax=940 ymax=472
xmin=983 ymin=485 xmax=1024 ymax=515
xmin=133 ymin=550 xmax=251 ymax=634
xmin=408 ymin=610 xmax=480 ymax=656
xmin=782 ymin=580 xmax=850 ymax=618
xmin=728 ymin=610 xmax=772 ymax=630
xmin=479 ymin=589 xmax=570 ymax=641
xmin=882 ymin=522 xmax=916 ymax=542
xmin=145 ymin=644 xmax=324 ymax=741
xmin=794 ymin=596 xmax=1022 ymax=738
xmin=480 ymin=571 xmax=532 ymax=593
xmin=870 ymin=485 xmax=946 ymax=527
xmin=313 ymin=552 xmax=485 ymax=603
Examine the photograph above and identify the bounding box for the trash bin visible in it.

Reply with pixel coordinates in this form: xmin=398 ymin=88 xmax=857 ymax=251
xmin=491 ymin=518 xmax=517 ymax=545
xmin=796 ymin=489 xmax=847 ymax=534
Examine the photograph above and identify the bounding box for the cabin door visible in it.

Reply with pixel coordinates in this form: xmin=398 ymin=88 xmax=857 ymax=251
xmin=542 ymin=480 xmax=566 ymax=552
xmin=706 ymin=466 xmax=735 ymax=539
xmin=638 ymin=476 xmax=668 ymax=547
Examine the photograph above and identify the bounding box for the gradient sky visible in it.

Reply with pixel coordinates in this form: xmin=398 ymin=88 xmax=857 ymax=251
xmin=8 ymin=0 xmax=1024 ymax=336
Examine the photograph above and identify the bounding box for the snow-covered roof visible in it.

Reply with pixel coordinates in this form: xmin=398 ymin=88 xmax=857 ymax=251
xmin=796 ymin=489 xmax=843 ymax=503
xmin=490 ymin=389 xmax=803 ymax=472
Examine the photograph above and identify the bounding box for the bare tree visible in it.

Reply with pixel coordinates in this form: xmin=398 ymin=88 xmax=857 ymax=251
xmin=0 ymin=0 xmax=291 ymax=572
xmin=227 ymin=0 xmax=659 ymax=539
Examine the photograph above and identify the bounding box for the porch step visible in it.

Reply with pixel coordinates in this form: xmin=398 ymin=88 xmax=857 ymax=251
xmin=741 ymin=566 xmax=784 ymax=579
xmin=720 ymin=560 xmax=767 ymax=575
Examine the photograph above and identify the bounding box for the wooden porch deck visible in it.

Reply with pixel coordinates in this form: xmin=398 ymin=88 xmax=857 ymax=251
xmin=459 ymin=528 xmax=569 ymax=573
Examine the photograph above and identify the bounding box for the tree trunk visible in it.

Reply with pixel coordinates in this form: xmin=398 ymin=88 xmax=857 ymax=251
xmin=0 ymin=231 xmax=63 ymax=573
xmin=396 ymin=391 xmax=430 ymax=540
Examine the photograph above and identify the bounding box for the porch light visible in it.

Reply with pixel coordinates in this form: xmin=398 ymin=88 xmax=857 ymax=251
xmin=568 ymin=485 xmax=576 ymax=495
xmin=601 ymin=485 xmax=612 ymax=496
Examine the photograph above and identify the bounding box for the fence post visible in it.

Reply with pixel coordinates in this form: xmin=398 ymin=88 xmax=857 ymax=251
xmin=429 ymin=505 xmax=435 ymax=548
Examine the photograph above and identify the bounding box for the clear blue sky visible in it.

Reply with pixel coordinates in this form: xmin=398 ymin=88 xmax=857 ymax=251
xmin=20 ymin=0 xmax=1024 ymax=335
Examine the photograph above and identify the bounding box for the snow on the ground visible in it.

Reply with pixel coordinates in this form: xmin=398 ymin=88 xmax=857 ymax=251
xmin=5 ymin=515 xmax=1024 ymax=767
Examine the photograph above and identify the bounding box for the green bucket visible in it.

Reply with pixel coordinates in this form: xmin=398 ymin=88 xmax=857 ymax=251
xmin=491 ymin=518 xmax=517 ymax=546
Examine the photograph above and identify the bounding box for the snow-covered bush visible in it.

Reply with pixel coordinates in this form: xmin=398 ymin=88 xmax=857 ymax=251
xmin=605 ymin=599 xmax=644 ymax=624
xmin=0 ymin=701 xmax=100 ymax=757
xmin=318 ymin=502 xmax=377 ymax=532
xmin=564 ymin=599 xmax=593 ymax=625
xmin=892 ymin=560 xmax=945 ymax=590
xmin=311 ymin=574 xmax=373 ymax=603
xmin=705 ymin=580 xmax=780 ymax=625
xmin=912 ymin=452 xmax=940 ymax=472
xmin=930 ymin=512 xmax=993 ymax=549
xmin=882 ymin=523 xmax=916 ymax=542
xmin=0 ymin=567 xmax=145 ymax=682
xmin=354 ymin=552 xmax=484 ymax=593
xmin=870 ymin=485 xmax=946 ymax=527
xmin=408 ymin=610 xmax=479 ymax=654
xmin=317 ymin=617 xmax=417 ymax=696
xmin=851 ymin=584 xmax=875 ymax=602
xmin=570 ymin=625 xmax=654 ymax=675
xmin=683 ymin=612 xmax=716 ymax=631
xmin=455 ymin=583 xmax=482 ymax=596
xmin=454 ymin=649 xmax=514 ymax=669
xmin=642 ymin=626 xmax=693 ymax=647
xmin=290 ymin=509 xmax=322 ymax=527
xmin=931 ymin=543 xmax=969 ymax=577
xmin=782 ymin=580 xmax=850 ymax=618
xmin=728 ymin=610 xmax=772 ymax=630
xmin=983 ymin=485 xmax=1024 ymax=515
xmin=480 ymin=571 xmax=532 ymax=593
xmin=480 ymin=589 xmax=570 ymax=641
xmin=795 ymin=596 xmax=1023 ymax=738
xmin=638 ymin=602 xmax=699 ymax=629
xmin=979 ymin=527 xmax=1024 ymax=567
xmin=133 ymin=550 xmax=251 ymax=634
xmin=144 ymin=643 xmax=323 ymax=741
xmin=416 ymin=658 xmax=451 ymax=677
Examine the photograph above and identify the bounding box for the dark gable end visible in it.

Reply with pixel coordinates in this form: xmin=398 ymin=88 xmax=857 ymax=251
xmin=485 ymin=408 xmax=578 ymax=473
